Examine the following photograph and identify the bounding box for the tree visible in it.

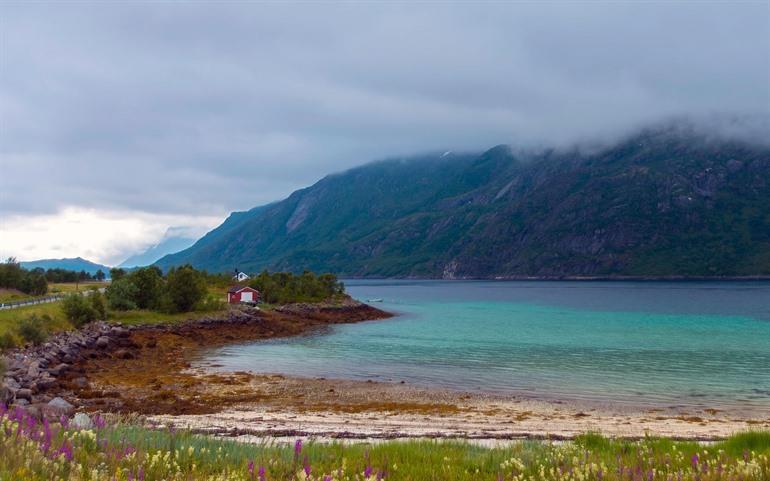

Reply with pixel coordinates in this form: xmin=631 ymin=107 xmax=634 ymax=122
xmin=110 ymin=268 xmax=127 ymax=281
xmin=61 ymin=293 xmax=98 ymax=328
xmin=128 ymin=266 xmax=163 ymax=309
xmin=165 ymin=264 xmax=207 ymax=312
xmin=105 ymin=277 xmax=138 ymax=310
xmin=95 ymin=269 xmax=106 ymax=281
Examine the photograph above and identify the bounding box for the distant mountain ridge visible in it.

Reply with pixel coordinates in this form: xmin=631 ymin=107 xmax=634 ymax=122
xmin=119 ymin=234 xmax=196 ymax=268
xmin=155 ymin=125 xmax=770 ymax=278
xmin=21 ymin=257 xmax=111 ymax=276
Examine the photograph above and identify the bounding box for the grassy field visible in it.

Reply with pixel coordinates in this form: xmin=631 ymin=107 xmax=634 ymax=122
xmin=1 ymin=407 xmax=768 ymax=480
xmin=0 ymin=298 xmax=226 ymax=345
xmin=0 ymin=282 xmax=107 ymax=304
xmin=109 ymin=308 xmax=228 ymax=326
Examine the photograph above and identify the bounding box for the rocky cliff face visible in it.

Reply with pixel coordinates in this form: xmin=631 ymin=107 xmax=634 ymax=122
xmin=156 ymin=125 xmax=770 ymax=277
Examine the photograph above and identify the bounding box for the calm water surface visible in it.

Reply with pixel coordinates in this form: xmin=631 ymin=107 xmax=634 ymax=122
xmin=204 ymin=281 xmax=770 ymax=412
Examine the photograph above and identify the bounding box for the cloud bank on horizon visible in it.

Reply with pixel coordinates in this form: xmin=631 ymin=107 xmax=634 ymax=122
xmin=1 ymin=2 xmax=768 ymax=264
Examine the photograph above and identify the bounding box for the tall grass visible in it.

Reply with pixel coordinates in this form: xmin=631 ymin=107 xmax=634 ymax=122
xmin=1 ymin=404 xmax=768 ymax=480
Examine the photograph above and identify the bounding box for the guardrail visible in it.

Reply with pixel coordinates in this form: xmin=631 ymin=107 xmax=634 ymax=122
xmin=0 ymin=288 xmax=104 ymax=310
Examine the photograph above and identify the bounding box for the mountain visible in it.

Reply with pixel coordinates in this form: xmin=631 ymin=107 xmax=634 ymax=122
xmin=155 ymin=126 xmax=770 ymax=278
xmin=21 ymin=257 xmax=112 ymax=276
xmin=119 ymin=232 xmax=197 ymax=268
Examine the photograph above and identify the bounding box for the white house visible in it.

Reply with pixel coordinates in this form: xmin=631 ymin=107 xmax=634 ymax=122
xmin=232 ymin=271 xmax=250 ymax=282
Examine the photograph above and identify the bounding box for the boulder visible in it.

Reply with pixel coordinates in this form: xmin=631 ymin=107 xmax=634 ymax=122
xmin=95 ymin=336 xmax=110 ymax=349
xmin=71 ymin=412 xmax=93 ymax=430
xmin=3 ymin=377 xmax=20 ymax=390
xmin=0 ymin=385 xmax=15 ymax=404
xmin=47 ymin=397 xmax=74 ymax=414
xmin=15 ymin=388 xmax=32 ymax=400
xmin=110 ymin=327 xmax=130 ymax=338
xmin=48 ymin=363 xmax=70 ymax=376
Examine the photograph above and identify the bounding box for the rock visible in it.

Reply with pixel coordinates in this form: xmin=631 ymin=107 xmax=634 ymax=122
xmin=47 ymin=397 xmax=74 ymax=412
xmin=3 ymin=377 xmax=20 ymax=390
xmin=36 ymin=375 xmax=56 ymax=390
xmin=0 ymin=385 xmax=15 ymax=404
xmin=110 ymin=327 xmax=130 ymax=338
xmin=27 ymin=362 xmax=40 ymax=378
xmin=48 ymin=363 xmax=70 ymax=377
xmin=71 ymin=412 xmax=93 ymax=429
xmin=114 ymin=349 xmax=134 ymax=360
xmin=13 ymin=398 xmax=29 ymax=407
xmin=95 ymin=336 xmax=110 ymax=349
xmin=16 ymin=388 xmax=32 ymax=400
xmin=71 ymin=377 xmax=89 ymax=389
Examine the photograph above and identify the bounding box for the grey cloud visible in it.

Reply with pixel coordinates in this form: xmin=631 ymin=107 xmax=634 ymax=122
xmin=1 ymin=1 xmax=768 ymax=219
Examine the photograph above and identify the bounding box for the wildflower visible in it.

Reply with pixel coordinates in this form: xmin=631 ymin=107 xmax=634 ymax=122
xmin=248 ymin=460 xmax=255 ymax=478
xmin=692 ymin=453 xmax=699 ymax=468
xmin=259 ymin=465 xmax=266 ymax=481
xmin=294 ymin=439 xmax=303 ymax=460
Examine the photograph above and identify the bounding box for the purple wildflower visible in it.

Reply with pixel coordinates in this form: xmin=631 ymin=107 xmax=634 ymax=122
xmin=258 ymin=465 xmax=266 ymax=481
xmin=691 ymin=453 xmax=699 ymax=468
xmin=364 ymin=464 xmax=373 ymax=478
xmin=248 ymin=460 xmax=255 ymax=478
xmin=294 ymin=439 xmax=303 ymax=459
xmin=56 ymin=441 xmax=73 ymax=461
xmin=304 ymin=455 xmax=311 ymax=476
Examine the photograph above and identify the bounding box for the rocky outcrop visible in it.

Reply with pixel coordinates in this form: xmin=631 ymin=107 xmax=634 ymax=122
xmin=1 ymin=301 xmax=390 ymax=417
xmin=0 ymin=322 xmax=136 ymax=410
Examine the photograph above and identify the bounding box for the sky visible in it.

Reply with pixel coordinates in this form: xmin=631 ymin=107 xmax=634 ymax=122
xmin=1 ymin=1 xmax=769 ymax=265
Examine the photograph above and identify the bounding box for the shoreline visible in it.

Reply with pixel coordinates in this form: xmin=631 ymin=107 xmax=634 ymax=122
xmin=3 ymin=300 xmax=768 ymax=441
xmin=344 ymin=276 xmax=770 ymax=281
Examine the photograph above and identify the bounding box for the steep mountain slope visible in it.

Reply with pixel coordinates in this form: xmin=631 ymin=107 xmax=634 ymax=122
xmin=155 ymin=127 xmax=770 ymax=277
xmin=21 ymin=257 xmax=112 ymax=275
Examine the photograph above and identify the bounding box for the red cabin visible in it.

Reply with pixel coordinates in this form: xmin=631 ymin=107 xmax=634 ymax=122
xmin=227 ymin=286 xmax=260 ymax=305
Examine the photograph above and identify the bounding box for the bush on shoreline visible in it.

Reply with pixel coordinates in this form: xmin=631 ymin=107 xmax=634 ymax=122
xmin=249 ymin=270 xmax=345 ymax=304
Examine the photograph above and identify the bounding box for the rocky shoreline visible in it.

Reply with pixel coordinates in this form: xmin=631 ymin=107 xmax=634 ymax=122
xmin=0 ymin=299 xmax=391 ymax=419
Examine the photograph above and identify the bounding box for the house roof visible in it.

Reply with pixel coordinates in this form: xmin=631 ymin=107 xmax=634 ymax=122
xmin=227 ymin=285 xmax=258 ymax=294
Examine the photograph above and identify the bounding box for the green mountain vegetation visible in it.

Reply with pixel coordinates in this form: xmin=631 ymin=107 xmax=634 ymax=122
xmin=156 ymin=126 xmax=770 ymax=278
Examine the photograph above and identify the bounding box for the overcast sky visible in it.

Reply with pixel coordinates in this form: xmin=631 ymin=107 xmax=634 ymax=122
xmin=1 ymin=1 xmax=769 ymax=265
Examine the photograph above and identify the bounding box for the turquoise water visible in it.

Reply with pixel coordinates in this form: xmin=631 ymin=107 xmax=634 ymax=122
xmin=205 ymin=281 xmax=770 ymax=412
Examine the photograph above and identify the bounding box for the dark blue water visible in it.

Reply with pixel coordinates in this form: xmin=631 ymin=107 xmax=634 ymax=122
xmin=204 ymin=281 xmax=770 ymax=412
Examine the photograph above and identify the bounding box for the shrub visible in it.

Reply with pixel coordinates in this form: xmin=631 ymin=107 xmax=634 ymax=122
xmin=105 ymin=278 xmax=138 ymax=311
xmin=165 ymin=264 xmax=207 ymax=312
xmin=17 ymin=315 xmax=49 ymax=345
xmin=195 ymin=293 xmax=226 ymax=312
xmin=0 ymin=332 xmax=17 ymax=351
xmin=61 ymin=293 xmax=98 ymax=328
xmin=89 ymin=290 xmax=107 ymax=319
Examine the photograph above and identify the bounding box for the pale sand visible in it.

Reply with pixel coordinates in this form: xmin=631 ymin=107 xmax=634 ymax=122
xmin=147 ymin=372 xmax=770 ymax=442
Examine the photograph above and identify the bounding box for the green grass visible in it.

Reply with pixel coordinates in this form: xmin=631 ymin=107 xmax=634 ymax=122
xmin=109 ymin=308 xmax=228 ymax=326
xmin=0 ymin=302 xmax=70 ymax=341
xmin=0 ymin=288 xmax=33 ymax=303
